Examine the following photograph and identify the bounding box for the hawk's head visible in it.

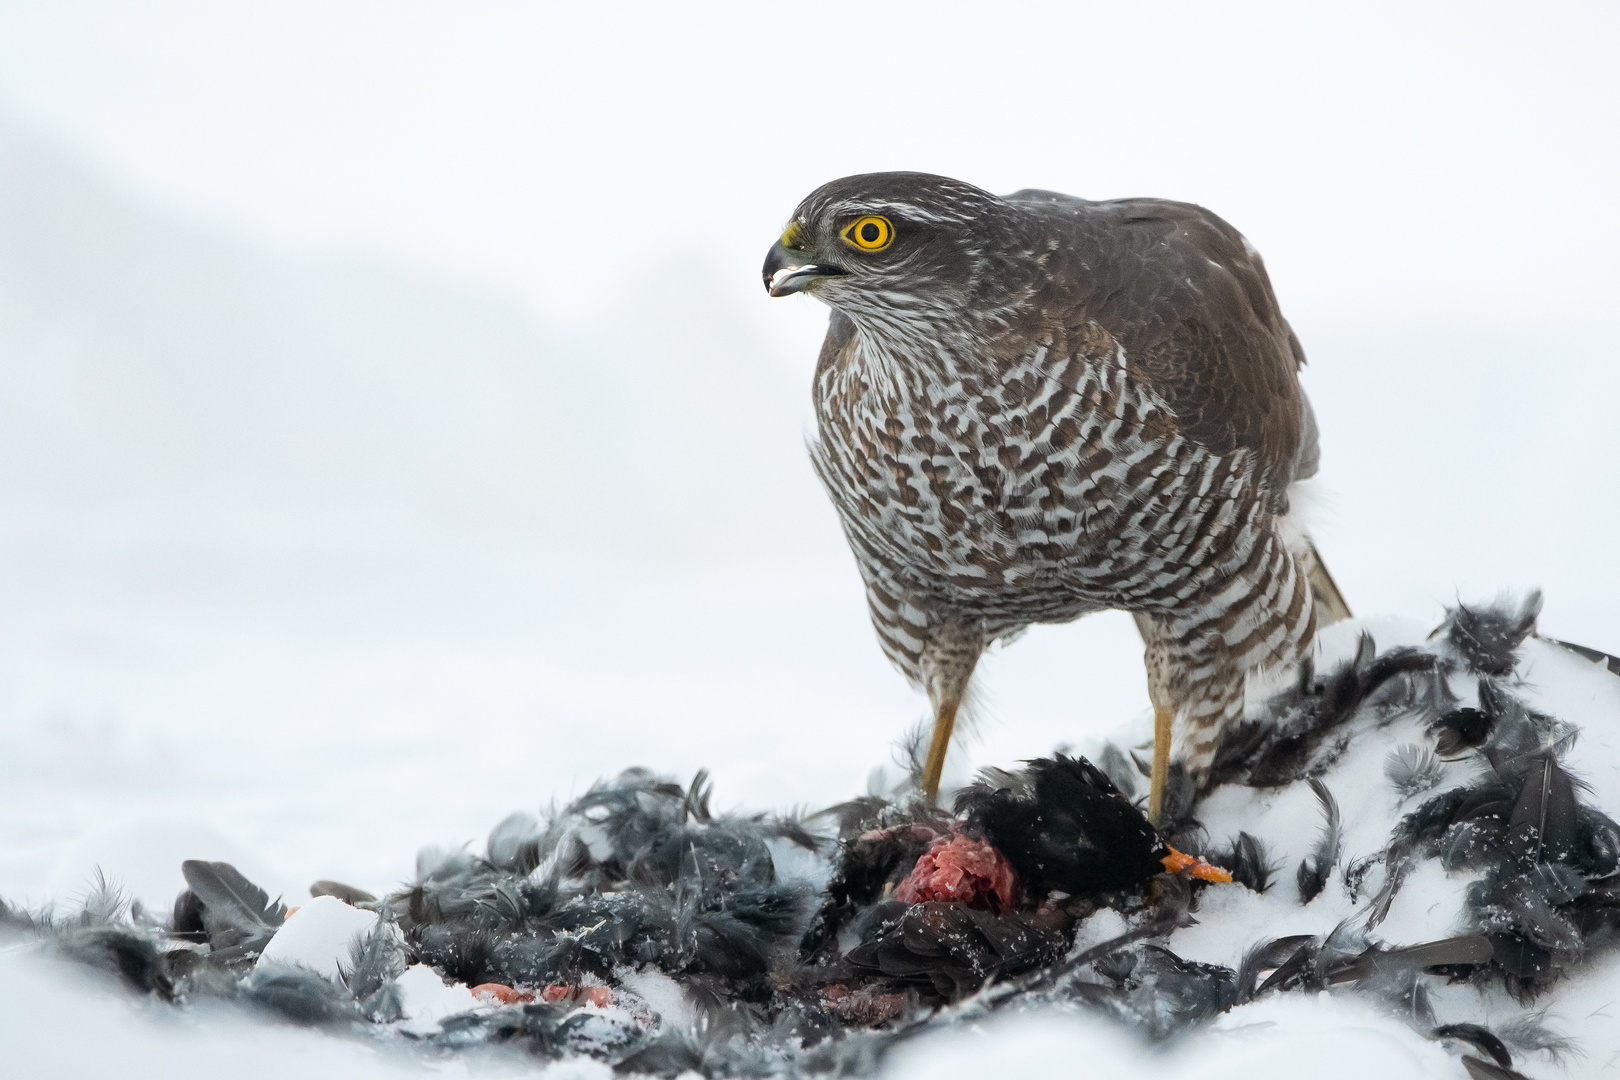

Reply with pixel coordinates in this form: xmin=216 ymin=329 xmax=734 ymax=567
xmin=763 ymin=172 xmax=1019 ymax=331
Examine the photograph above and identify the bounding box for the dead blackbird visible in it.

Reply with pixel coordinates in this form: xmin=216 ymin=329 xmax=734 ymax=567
xmin=956 ymin=756 xmax=1166 ymax=899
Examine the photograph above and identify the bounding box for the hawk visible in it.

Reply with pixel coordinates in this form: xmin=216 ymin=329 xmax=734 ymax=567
xmin=762 ymin=172 xmax=1349 ymax=821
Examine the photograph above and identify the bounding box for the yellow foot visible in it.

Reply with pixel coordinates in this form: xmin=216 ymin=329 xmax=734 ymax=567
xmin=1162 ymin=846 xmax=1233 ymax=883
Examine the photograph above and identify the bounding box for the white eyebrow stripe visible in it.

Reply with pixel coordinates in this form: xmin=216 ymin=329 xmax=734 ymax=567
xmin=823 ymin=200 xmax=985 ymax=226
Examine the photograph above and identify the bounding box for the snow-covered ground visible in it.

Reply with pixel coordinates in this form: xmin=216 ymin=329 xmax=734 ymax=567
xmin=2 ymin=4 xmax=1619 ymax=1076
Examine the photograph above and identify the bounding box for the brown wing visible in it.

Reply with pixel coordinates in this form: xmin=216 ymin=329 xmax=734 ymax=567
xmin=1007 ymin=191 xmax=1305 ymax=492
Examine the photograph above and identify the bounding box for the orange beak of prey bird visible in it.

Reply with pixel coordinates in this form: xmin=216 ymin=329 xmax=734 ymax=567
xmin=764 ymin=172 xmax=1350 ymax=823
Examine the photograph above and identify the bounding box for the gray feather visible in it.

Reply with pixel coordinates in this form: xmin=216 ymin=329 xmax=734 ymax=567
xmin=179 ymin=859 xmax=285 ymax=955
xmin=1296 ymin=779 xmax=1341 ymax=904
xmin=1385 ymin=743 xmax=1445 ymax=799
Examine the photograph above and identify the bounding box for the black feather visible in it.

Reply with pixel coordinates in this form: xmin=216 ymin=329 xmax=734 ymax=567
xmin=1296 ymin=779 xmax=1341 ymax=903
xmin=798 ymin=820 xmax=940 ymax=962
xmin=1325 ymin=933 xmax=1495 ymax=985
xmin=1234 ymin=935 xmax=1315 ymax=1002
xmin=1508 ymin=752 xmax=1578 ymax=865
xmin=1431 ymin=707 xmax=1494 ymax=756
xmin=1460 ymin=1055 xmax=1533 ymax=1080
xmin=342 ymin=922 xmax=407 ymax=1014
xmin=1496 ymin=1009 xmax=1577 ymax=1064
xmin=1441 ymin=592 xmax=1542 ymax=676
xmin=1253 ymin=938 xmax=1316 ymax=995
xmin=310 ymin=880 xmax=378 ymax=906
xmin=1434 ymin=1023 xmax=1513 ymax=1069
xmin=180 ymin=860 xmax=286 ymax=958
xmin=613 ymin=1030 xmax=706 ymax=1077
xmin=170 ymin=889 xmax=207 ymax=942
xmin=56 ymin=925 xmax=174 ymax=1000
xmin=1209 ymin=832 xmax=1279 ymax=894
xmin=1543 ymin=636 xmax=1620 ymax=678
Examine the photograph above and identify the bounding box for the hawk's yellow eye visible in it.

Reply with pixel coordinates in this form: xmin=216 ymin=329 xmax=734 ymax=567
xmin=841 ymin=215 xmax=893 ymax=252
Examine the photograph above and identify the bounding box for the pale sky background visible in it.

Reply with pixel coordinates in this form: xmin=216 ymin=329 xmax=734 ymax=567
xmin=0 ymin=1 xmax=1617 ymax=907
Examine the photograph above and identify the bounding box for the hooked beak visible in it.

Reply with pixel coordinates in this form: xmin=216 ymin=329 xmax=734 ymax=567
xmin=762 ymin=241 xmax=845 ymax=297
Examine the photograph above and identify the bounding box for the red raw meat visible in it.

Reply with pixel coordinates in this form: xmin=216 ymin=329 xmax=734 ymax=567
xmin=895 ymin=834 xmax=1021 ymax=914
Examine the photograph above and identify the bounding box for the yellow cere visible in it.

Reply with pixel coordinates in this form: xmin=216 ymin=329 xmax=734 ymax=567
xmin=841 ymin=215 xmax=893 ymax=252
xmin=779 ymin=221 xmax=806 ymax=250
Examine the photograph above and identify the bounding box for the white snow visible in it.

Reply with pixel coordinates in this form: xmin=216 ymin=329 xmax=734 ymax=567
xmin=0 ymin=946 xmax=491 ymax=1080
xmin=616 ymin=968 xmax=700 ymax=1033
xmin=391 ymin=963 xmax=480 ymax=1035
xmin=254 ymin=895 xmax=381 ymax=981
xmin=1 ymin=6 xmax=1618 ymax=1079
xmin=887 ymin=999 xmax=1461 ymax=1080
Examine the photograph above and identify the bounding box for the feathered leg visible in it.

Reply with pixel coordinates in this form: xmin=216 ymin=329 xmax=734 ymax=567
xmin=917 ymin=619 xmax=983 ymax=804
xmin=1136 ymin=613 xmax=1174 ymax=826
xmin=1135 ymin=523 xmax=1323 ymax=819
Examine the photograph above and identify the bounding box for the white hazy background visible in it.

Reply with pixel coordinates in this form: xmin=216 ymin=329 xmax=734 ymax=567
xmin=1 ymin=1 xmax=1617 ymax=921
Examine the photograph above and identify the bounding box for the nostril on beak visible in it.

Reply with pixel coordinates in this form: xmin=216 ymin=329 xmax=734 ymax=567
xmin=762 ymin=242 xmax=792 ymax=293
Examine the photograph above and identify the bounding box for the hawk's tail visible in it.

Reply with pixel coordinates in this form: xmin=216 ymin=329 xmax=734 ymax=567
xmin=1301 ymin=539 xmax=1352 ymax=626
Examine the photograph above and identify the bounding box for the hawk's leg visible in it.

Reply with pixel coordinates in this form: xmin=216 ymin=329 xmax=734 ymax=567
xmin=1149 ymin=703 xmax=1173 ymax=826
xmin=920 ymin=699 xmax=962 ymax=806
xmin=1135 ymin=528 xmax=1329 ymax=824
xmin=1136 ymin=612 xmax=1175 ymax=826
xmin=917 ymin=618 xmax=984 ymax=805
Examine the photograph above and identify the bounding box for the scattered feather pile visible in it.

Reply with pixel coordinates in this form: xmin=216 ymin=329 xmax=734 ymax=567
xmin=4 ymin=595 xmax=1619 ymax=1080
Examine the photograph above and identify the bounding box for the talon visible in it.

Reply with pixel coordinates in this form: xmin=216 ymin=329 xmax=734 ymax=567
xmin=1161 ymin=845 xmax=1233 ymax=883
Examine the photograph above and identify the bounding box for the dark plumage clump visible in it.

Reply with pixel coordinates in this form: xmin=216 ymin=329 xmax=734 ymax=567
xmin=845 ymin=900 xmax=1069 ymax=1001
xmin=397 ymin=769 xmax=818 ymax=1002
xmin=1210 ymin=634 xmax=1441 ymax=788
xmin=797 ymin=806 xmax=950 ymax=965
xmin=955 ymin=755 xmax=1167 ymax=899
xmin=1074 ymin=945 xmax=1238 ymax=1041
xmin=3 ymin=769 xmax=842 ymax=1073
xmin=795 ymin=754 xmax=1202 ymax=1007
xmin=245 ymin=964 xmax=364 ymax=1027
xmin=1438 ymin=591 xmax=1542 ymax=677
xmin=1431 ymin=707 xmax=1494 ymax=756
xmin=1208 ymin=832 xmax=1279 ymax=894
xmin=1369 ymin=673 xmax=1620 ymax=998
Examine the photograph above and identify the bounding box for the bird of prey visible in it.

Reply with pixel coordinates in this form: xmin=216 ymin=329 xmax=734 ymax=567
xmin=762 ymin=172 xmax=1350 ymax=822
